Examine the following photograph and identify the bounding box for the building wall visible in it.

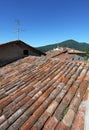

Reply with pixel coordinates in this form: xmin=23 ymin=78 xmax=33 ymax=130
xmin=0 ymin=42 xmax=40 ymax=66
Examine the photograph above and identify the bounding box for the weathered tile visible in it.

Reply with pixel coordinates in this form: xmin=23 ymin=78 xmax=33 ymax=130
xmin=63 ymin=109 xmax=75 ymax=128
xmin=43 ymin=117 xmax=58 ymax=130
xmin=0 ymin=52 xmax=89 ymax=130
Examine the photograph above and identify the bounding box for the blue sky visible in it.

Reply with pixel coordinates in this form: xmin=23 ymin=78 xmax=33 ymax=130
xmin=0 ymin=0 xmax=89 ymax=47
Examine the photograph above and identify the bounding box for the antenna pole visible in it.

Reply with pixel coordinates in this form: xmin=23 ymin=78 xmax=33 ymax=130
xmin=17 ymin=28 xmax=19 ymax=40
xmin=15 ymin=20 xmax=24 ymax=40
xmin=16 ymin=20 xmax=20 ymax=40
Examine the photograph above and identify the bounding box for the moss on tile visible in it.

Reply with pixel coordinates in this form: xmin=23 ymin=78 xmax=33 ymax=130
xmin=60 ymin=107 xmax=68 ymax=121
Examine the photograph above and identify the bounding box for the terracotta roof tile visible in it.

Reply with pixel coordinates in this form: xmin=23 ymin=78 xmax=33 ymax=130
xmin=71 ymin=101 xmax=85 ymax=130
xmin=0 ymin=54 xmax=89 ymax=130
xmin=43 ymin=117 xmax=58 ymax=130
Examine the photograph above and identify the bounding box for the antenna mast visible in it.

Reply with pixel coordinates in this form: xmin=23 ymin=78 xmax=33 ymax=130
xmin=15 ymin=20 xmax=24 ymax=40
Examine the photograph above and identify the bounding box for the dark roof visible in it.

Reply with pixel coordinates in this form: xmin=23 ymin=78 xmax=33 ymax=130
xmin=0 ymin=40 xmax=46 ymax=56
xmin=0 ymin=54 xmax=89 ymax=130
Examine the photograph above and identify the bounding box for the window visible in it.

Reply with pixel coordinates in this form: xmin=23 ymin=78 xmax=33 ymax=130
xmin=23 ymin=50 xmax=29 ymax=55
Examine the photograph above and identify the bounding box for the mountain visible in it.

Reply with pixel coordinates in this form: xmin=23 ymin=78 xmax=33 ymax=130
xmin=37 ymin=40 xmax=89 ymax=52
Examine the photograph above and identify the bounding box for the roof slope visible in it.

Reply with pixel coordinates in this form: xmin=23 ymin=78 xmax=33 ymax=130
xmin=0 ymin=55 xmax=89 ymax=130
xmin=0 ymin=40 xmax=46 ymax=56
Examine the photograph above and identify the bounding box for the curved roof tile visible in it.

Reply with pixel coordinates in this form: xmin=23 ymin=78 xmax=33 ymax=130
xmin=0 ymin=55 xmax=89 ymax=130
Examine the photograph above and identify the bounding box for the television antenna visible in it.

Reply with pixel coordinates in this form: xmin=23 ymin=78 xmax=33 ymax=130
xmin=15 ymin=20 xmax=25 ymax=40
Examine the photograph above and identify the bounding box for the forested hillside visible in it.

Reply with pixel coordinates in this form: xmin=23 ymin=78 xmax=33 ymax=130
xmin=37 ymin=40 xmax=89 ymax=52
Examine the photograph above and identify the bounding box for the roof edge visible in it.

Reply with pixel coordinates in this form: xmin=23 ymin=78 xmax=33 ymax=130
xmin=0 ymin=40 xmax=46 ymax=56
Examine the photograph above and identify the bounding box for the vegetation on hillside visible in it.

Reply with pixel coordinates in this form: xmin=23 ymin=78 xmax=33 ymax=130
xmin=37 ymin=39 xmax=89 ymax=52
xmin=84 ymin=48 xmax=89 ymax=60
